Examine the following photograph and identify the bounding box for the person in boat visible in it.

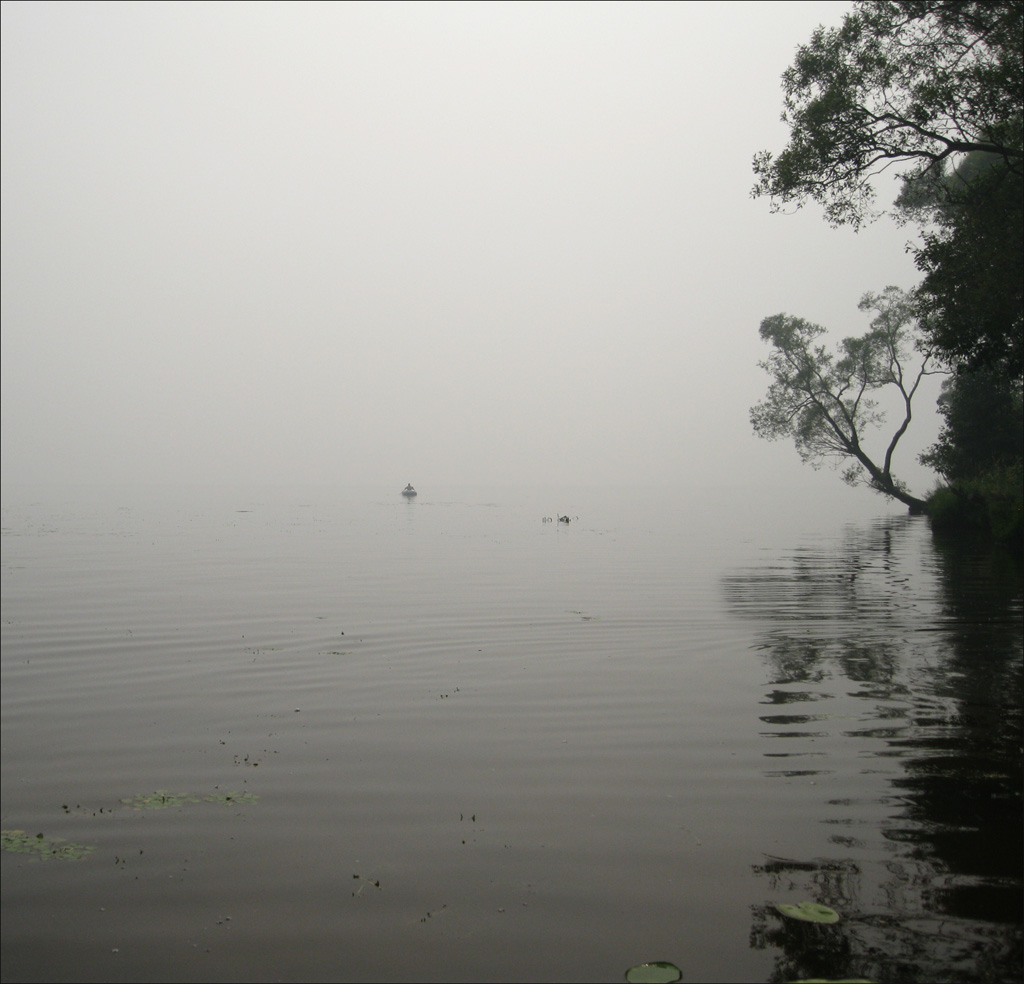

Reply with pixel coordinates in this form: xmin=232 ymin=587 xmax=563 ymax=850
xmin=404 ymin=484 xmax=415 ymax=492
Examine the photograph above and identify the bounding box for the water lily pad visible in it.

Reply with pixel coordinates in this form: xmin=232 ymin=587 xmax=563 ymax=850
xmin=2 ymin=829 xmax=95 ymax=861
xmin=120 ymin=791 xmax=202 ymax=810
xmin=625 ymin=961 xmax=682 ymax=983
xmin=774 ymin=901 xmax=840 ymax=924
xmin=120 ymin=790 xmax=258 ymax=810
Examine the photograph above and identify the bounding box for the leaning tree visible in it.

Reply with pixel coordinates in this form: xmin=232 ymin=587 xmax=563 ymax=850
xmin=751 ymin=288 xmax=946 ymax=511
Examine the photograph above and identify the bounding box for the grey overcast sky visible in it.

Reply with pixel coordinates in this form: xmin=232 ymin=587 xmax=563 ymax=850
xmin=1 ymin=0 xmax=939 ymax=492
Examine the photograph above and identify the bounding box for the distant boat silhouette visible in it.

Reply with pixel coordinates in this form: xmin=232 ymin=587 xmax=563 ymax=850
xmin=402 ymin=484 xmax=417 ymax=497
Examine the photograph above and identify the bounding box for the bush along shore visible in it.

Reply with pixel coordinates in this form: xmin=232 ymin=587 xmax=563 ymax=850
xmin=925 ymin=461 xmax=1023 ymax=545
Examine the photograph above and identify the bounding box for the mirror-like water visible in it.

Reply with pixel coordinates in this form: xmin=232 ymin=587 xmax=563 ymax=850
xmin=2 ymin=484 xmax=1021 ymax=983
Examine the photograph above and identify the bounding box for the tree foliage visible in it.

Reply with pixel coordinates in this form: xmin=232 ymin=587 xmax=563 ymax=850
xmin=752 ymin=1 xmax=1023 ymax=229
xmin=752 ymin=0 xmax=1023 ymax=526
xmin=900 ymin=150 xmax=1024 ymax=377
xmin=919 ymin=368 xmax=1024 ymax=482
xmin=751 ymin=288 xmax=944 ymax=510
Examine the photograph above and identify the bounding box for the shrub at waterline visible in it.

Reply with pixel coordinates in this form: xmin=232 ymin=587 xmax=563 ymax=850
xmin=926 ymin=461 xmax=1023 ymax=543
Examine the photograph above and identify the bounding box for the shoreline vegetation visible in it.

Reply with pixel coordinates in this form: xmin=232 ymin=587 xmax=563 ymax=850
xmin=925 ymin=461 xmax=1024 ymax=544
xmin=751 ymin=2 xmax=1022 ymax=538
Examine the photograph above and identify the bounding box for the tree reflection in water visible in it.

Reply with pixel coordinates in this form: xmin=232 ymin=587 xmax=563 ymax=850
xmin=724 ymin=516 xmax=1022 ymax=984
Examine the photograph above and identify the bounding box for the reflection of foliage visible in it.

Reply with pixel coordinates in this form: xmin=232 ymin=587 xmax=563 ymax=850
xmin=753 ymin=858 xmax=862 ymax=982
xmin=750 ymin=899 xmax=857 ymax=984
xmin=120 ymin=790 xmax=258 ymax=810
xmin=2 ymin=829 xmax=95 ymax=861
xmin=723 ymin=518 xmax=919 ymax=632
xmin=754 ymin=856 xmax=861 ymax=909
xmin=755 ymin=634 xmax=905 ymax=694
xmin=729 ymin=517 xmax=1022 ymax=983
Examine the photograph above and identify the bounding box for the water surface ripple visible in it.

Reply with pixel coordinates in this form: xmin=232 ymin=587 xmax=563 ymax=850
xmin=2 ymin=485 xmax=1020 ymax=983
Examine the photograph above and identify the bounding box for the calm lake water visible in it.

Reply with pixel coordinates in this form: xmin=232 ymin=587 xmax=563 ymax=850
xmin=2 ymin=483 xmax=1021 ymax=984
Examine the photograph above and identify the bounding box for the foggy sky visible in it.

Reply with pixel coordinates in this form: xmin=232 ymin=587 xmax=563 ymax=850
xmin=1 ymin=1 xmax=939 ymax=494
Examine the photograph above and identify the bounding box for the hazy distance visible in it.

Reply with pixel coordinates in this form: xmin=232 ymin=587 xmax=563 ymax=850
xmin=1 ymin=1 xmax=937 ymax=494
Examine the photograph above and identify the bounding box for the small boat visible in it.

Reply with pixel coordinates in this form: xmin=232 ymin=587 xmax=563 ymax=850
xmin=402 ymin=484 xmax=417 ymax=497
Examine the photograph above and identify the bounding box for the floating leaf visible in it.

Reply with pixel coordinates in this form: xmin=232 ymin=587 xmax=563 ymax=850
xmin=774 ymin=901 xmax=840 ymax=924
xmin=120 ymin=790 xmax=258 ymax=810
xmin=2 ymin=829 xmax=95 ymax=861
xmin=625 ymin=961 xmax=682 ymax=983
xmin=120 ymin=791 xmax=202 ymax=810
xmin=204 ymin=791 xmax=259 ymax=806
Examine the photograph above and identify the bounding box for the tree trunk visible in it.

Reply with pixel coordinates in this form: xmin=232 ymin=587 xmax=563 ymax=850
xmin=852 ymin=445 xmax=927 ymax=513
xmin=873 ymin=477 xmax=926 ymax=513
